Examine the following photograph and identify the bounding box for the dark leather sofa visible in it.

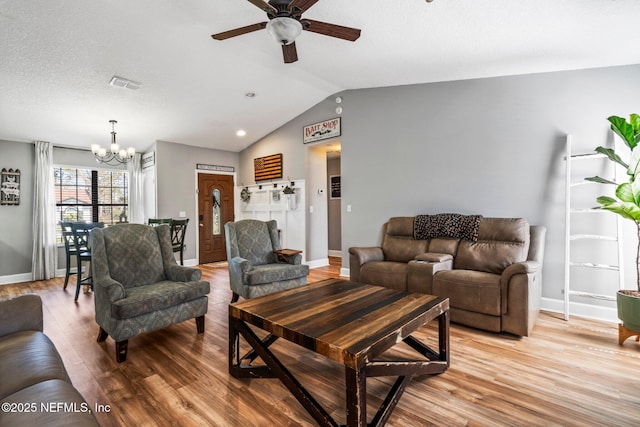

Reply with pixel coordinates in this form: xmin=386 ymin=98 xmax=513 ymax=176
xmin=0 ymin=294 xmax=99 ymax=426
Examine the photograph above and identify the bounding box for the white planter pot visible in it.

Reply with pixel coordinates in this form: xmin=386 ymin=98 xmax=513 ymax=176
xmin=286 ymin=193 xmax=297 ymax=210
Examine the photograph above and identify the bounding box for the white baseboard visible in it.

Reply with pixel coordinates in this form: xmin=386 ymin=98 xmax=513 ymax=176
xmin=307 ymin=258 xmax=329 ymax=269
xmin=340 ymin=267 xmax=350 ymax=277
xmin=328 ymin=250 xmax=342 ymax=258
xmin=0 ymin=272 xmax=33 ymax=285
xmin=540 ymin=297 xmax=618 ymax=324
xmin=183 ymin=258 xmax=198 ymax=267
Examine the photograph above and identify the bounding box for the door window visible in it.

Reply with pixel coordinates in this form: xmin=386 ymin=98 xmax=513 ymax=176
xmin=212 ymin=189 xmax=221 ymax=235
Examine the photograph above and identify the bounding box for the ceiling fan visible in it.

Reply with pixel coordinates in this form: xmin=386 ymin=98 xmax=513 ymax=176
xmin=211 ymin=0 xmax=361 ymax=64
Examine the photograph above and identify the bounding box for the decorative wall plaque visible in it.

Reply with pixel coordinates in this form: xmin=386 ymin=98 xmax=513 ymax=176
xmin=1 ymin=168 xmax=20 ymax=205
xmin=303 ymin=117 xmax=341 ymax=144
xmin=254 ymin=153 xmax=283 ymax=182
xmin=196 ymin=163 xmax=235 ymax=172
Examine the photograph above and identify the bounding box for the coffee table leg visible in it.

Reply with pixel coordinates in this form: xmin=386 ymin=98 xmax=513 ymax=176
xmin=438 ymin=309 xmax=450 ymax=367
xmin=229 ymin=315 xmax=241 ymax=371
xmin=345 ymin=366 xmax=366 ymax=427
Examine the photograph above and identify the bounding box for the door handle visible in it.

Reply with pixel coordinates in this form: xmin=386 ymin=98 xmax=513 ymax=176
xmin=199 ymin=223 xmax=204 ymax=227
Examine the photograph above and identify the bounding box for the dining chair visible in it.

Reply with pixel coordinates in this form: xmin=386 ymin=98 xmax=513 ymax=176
xmin=60 ymin=222 xmax=78 ymax=290
xmin=170 ymin=219 xmax=189 ymax=265
xmin=70 ymin=222 xmax=104 ymax=301
xmin=148 ymin=218 xmax=172 ymax=227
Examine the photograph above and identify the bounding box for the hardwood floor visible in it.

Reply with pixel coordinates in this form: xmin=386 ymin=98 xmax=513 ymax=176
xmin=2 ymin=257 xmax=640 ymax=426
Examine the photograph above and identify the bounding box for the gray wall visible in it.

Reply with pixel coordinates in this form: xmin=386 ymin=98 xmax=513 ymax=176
xmin=155 ymin=140 xmax=239 ymax=264
xmin=0 ymin=140 xmax=34 ymax=277
xmin=239 ymin=64 xmax=640 ymax=306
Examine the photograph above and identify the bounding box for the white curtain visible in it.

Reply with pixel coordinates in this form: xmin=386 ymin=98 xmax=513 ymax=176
xmin=127 ymin=153 xmax=144 ymax=224
xmin=32 ymin=141 xmax=57 ymax=280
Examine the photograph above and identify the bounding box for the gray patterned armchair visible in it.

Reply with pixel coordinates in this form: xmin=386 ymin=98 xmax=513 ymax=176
xmin=225 ymin=219 xmax=309 ymax=302
xmin=91 ymin=224 xmax=210 ymax=362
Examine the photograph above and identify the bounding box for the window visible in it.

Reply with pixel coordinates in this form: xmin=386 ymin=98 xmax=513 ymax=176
xmin=54 ymin=167 xmax=128 ymax=242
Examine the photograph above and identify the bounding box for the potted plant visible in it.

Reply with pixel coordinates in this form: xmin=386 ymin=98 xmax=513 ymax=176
xmin=283 ymin=183 xmax=296 ymax=210
xmin=282 ymin=184 xmax=295 ymax=194
xmin=586 ymin=113 xmax=640 ymax=344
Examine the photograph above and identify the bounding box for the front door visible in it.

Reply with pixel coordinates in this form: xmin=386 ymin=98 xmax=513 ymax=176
xmin=197 ymin=173 xmax=234 ymax=263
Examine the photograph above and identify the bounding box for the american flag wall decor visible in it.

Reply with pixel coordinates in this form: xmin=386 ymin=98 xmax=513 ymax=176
xmin=254 ymin=153 xmax=283 ymax=182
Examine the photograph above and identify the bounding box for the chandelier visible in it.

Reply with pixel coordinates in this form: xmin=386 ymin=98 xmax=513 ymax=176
xmin=91 ymin=120 xmax=135 ymax=165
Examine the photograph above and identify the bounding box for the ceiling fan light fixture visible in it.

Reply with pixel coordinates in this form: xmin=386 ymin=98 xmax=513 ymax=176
xmin=266 ymin=17 xmax=302 ymax=45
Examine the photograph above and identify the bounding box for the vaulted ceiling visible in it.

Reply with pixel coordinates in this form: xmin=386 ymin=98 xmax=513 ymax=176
xmin=1 ymin=0 xmax=639 ymax=153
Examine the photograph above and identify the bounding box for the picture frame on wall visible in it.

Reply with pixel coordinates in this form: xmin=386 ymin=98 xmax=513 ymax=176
xmin=1 ymin=168 xmax=20 ymax=205
xmin=330 ymin=175 xmax=341 ymax=199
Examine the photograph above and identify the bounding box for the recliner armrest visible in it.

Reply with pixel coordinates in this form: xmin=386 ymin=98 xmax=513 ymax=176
xmin=348 ymin=247 xmax=384 ymax=265
xmin=414 ymin=252 xmax=454 ymax=263
xmin=0 ymin=294 xmax=43 ymax=337
xmin=166 ymin=264 xmax=202 ymax=282
xmin=95 ymin=276 xmax=126 ymax=302
xmin=228 ymin=256 xmax=252 ymax=275
xmin=349 ymin=247 xmax=384 ymax=283
xmin=501 ymin=260 xmax=541 ymax=282
xmin=499 ymin=260 xmax=542 ymax=317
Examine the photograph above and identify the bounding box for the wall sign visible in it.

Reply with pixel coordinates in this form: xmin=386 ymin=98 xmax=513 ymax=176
xmin=330 ymin=175 xmax=341 ymax=199
xmin=254 ymin=153 xmax=283 ymax=181
xmin=141 ymin=151 xmax=155 ymax=169
xmin=197 ymin=163 xmax=235 ymax=173
xmin=303 ymin=117 xmax=341 ymax=144
xmin=1 ymin=168 xmax=20 ymax=205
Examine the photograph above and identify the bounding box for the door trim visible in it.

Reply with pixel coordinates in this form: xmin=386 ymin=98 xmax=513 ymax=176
xmin=194 ymin=169 xmax=237 ymax=265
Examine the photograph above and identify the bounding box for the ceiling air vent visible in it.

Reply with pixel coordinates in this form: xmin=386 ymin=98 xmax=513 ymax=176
xmin=109 ymin=76 xmax=142 ymax=90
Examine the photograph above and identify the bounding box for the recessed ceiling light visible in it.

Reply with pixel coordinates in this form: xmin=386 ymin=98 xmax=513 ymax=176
xmin=236 ymin=130 xmax=247 ymax=137
xmin=245 ymin=92 xmax=256 ymax=98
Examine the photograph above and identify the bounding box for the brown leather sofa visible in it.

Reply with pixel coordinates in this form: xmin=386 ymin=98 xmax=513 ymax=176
xmin=0 ymin=294 xmax=99 ymax=426
xmin=349 ymin=216 xmax=546 ymax=336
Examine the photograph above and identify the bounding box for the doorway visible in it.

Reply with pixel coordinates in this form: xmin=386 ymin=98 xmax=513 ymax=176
xmin=306 ymin=141 xmax=341 ymax=266
xmin=197 ymin=173 xmax=234 ymax=264
xmin=327 ymin=151 xmax=342 ymax=258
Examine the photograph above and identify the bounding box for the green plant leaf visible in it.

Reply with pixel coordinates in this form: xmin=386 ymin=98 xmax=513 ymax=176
xmin=630 ymin=146 xmax=640 ymax=179
xmin=633 ymin=175 xmax=640 ymax=206
xmin=608 ymin=115 xmax=637 ymax=149
xmin=595 ymin=146 xmax=629 ymax=169
xmin=600 ymin=201 xmax=640 ymax=221
xmin=630 ymin=113 xmax=640 ymax=134
xmin=585 ymin=176 xmax=617 ymax=185
xmin=597 ymin=196 xmax=618 ymax=205
xmin=616 ymin=182 xmax=635 ymax=202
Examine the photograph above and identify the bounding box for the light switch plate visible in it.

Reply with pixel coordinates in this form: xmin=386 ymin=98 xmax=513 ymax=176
xmin=179 ymin=211 xmax=186 ymax=218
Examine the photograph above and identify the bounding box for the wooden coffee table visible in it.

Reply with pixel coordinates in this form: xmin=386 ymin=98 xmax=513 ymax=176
xmin=228 ymin=278 xmax=450 ymax=427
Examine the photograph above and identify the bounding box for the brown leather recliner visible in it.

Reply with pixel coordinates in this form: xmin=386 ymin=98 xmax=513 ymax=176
xmin=349 ymin=216 xmax=546 ymax=336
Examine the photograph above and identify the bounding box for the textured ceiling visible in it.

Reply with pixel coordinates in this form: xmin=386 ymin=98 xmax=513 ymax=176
xmin=1 ymin=0 xmax=639 ymax=153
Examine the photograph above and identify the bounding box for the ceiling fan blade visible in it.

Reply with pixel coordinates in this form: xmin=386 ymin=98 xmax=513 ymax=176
xmin=282 ymin=43 xmax=298 ymax=64
xmin=288 ymin=0 xmax=319 ymax=14
xmin=246 ymin=0 xmax=277 ymax=14
xmin=301 ymin=19 xmax=361 ymax=41
xmin=211 ymin=22 xmax=267 ymax=40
